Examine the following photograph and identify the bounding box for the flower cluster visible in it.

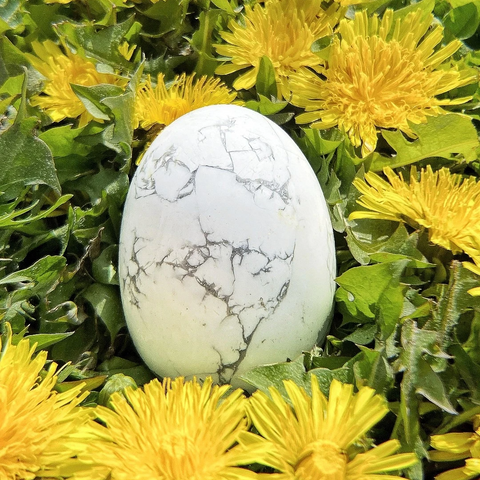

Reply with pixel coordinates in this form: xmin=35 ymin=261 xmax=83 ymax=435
xmin=25 ymin=1 xmax=476 ymax=159
xmin=0 ymin=326 xmax=417 ymax=480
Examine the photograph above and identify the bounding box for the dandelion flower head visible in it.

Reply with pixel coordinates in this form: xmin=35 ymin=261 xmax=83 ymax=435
xmin=77 ymin=376 xmax=264 ymax=480
xmin=26 ymin=40 xmax=125 ymax=126
xmin=430 ymin=414 xmax=480 ymax=480
xmin=241 ymin=376 xmax=418 ymax=479
xmin=350 ymin=166 xmax=480 ymax=263
xmin=0 ymin=325 xmax=91 ymax=480
xmin=291 ymin=9 xmax=476 ymax=156
xmin=134 ymin=72 xmax=239 ymax=132
xmin=215 ymin=0 xmax=342 ymax=99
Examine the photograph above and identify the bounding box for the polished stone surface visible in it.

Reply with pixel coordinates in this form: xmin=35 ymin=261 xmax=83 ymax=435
xmin=119 ymin=104 xmax=336 ymax=387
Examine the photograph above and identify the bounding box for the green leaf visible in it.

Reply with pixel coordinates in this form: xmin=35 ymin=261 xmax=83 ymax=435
xmin=245 ymin=94 xmax=287 ymax=116
xmin=192 ymin=9 xmax=224 ymax=76
xmin=0 ymin=256 xmax=66 ymax=297
xmin=0 ymin=36 xmax=31 ymax=88
xmin=444 ymin=3 xmax=479 ymax=40
xmin=97 ymin=357 xmax=155 ymax=386
xmin=372 ymin=115 xmax=479 ymax=171
xmin=26 ymin=332 xmax=73 ymax=352
xmin=0 ymin=194 xmax=71 ymax=229
xmin=81 ymin=284 xmax=126 ymax=343
xmin=449 ymin=344 xmax=480 ymax=404
xmin=396 ymin=319 xmax=456 ymax=470
xmin=0 ymin=116 xmax=61 ymax=196
xmin=210 ymin=0 xmax=235 ymax=14
xmin=392 ymin=0 xmax=435 ymax=22
xmin=142 ymin=0 xmax=190 ymax=34
xmin=415 ymin=356 xmax=455 ymax=413
xmin=71 ymin=84 xmax=123 ymax=121
xmin=0 ymin=74 xmax=61 ymax=197
xmin=344 ymin=324 xmax=377 ymax=345
xmin=255 ymin=56 xmax=277 ymax=99
xmin=336 ymin=260 xmax=410 ymax=331
xmin=55 ymin=16 xmax=138 ymax=71
xmin=241 ymin=356 xmax=352 ymax=397
xmin=72 ymin=165 xmax=129 ymax=208
xmin=425 ymin=261 xmax=480 ymax=350
xmin=0 ymin=0 xmax=24 ymax=31
xmin=347 ymin=223 xmax=433 ymax=268
xmin=39 ymin=125 xmax=90 ymax=158
xmin=353 ymin=347 xmax=394 ymax=395
xmin=92 ymin=244 xmax=119 ymax=285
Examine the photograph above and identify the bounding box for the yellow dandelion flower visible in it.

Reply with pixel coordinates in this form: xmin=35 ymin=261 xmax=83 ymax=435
xmin=215 ymin=0 xmax=342 ymax=99
xmin=0 ymin=324 xmax=92 ymax=479
xmin=77 ymin=376 xmax=264 ymax=480
xmin=134 ymin=72 xmax=239 ymax=131
xmin=350 ymin=166 xmax=480 ymax=262
xmin=430 ymin=415 xmax=480 ymax=480
xmin=291 ymin=9 xmax=476 ymax=156
xmin=241 ymin=377 xmax=417 ymax=479
xmin=26 ymin=40 xmax=126 ymax=127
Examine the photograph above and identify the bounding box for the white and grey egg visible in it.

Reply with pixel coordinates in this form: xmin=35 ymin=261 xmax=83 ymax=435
xmin=118 ymin=104 xmax=336 ymax=389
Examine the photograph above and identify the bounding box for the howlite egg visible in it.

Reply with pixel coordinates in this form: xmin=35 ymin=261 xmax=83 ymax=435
xmin=119 ymin=104 xmax=336 ymax=388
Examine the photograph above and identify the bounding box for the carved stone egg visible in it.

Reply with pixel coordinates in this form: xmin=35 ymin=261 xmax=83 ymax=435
xmin=119 ymin=104 xmax=336 ymax=388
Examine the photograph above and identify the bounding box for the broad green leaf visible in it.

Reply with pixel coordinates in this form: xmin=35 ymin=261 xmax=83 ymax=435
xmin=255 ymin=56 xmax=277 ymax=99
xmin=92 ymin=244 xmax=119 ymax=285
xmin=241 ymin=356 xmax=352 ymax=397
xmin=392 ymin=0 xmax=435 ymax=21
xmin=71 ymin=84 xmax=123 ymax=121
xmin=72 ymin=166 xmax=129 ymax=208
xmin=0 ymin=0 xmax=23 ymax=30
xmin=27 ymin=4 xmax=61 ymax=38
xmin=449 ymin=344 xmax=480 ymax=404
xmin=240 ymin=357 xmax=309 ymax=396
xmin=415 ymin=356 xmax=455 ymax=413
xmin=444 ymin=3 xmax=479 ymax=40
xmin=97 ymin=356 xmax=155 ymax=385
xmin=26 ymin=332 xmax=73 ymax=352
xmin=50 ymin=319 xmax=97 ymax=363
xmin=372 ymin=115 xmax=479 ymax=170
xmin=295 ymin=128 xmax=343 ymax=158
xmin=211 ymin=0 xmax=235 ymax=14
xmin=142 ymin=0 xmax=190 ymax=33
xmin=343 ymin=324 xmax=377 ymax=345
xmin=336 ymin=260 xmax=410 ymax=327
xmin=245 ymin=95 xmax=287 ymax=116
xmin=346 ymin=223 xmax=433 ymax=268
xmin=353 ymin=347 xmax=394 ymax=395
xmin=54 ymin=16 xmax=138 ymax=71
xmin=39 ymin=125 xmax=90 ymax=158
xmin=463 ymin=311 xmax=480 ymax=364
xmin=0 ymin=81 xmax=61 ymax=196
xmin=81 ymin=283 xmax=126 ymax=342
